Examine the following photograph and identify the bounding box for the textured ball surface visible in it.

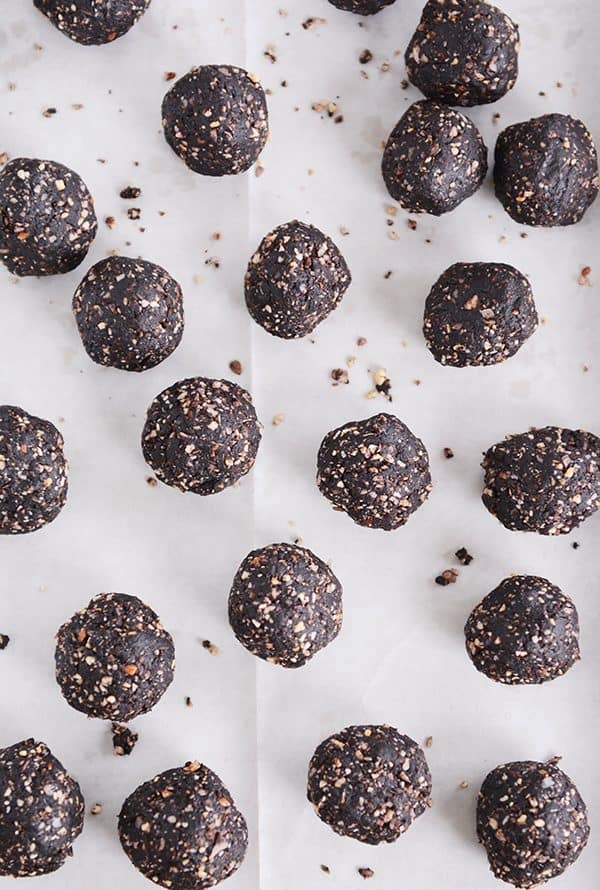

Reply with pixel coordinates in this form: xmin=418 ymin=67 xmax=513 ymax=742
xmin=317 ymin=413 xmax=432 ymax=530
xmin=477 ymin=760 xmax=589 ymax=888
xmin=307 ymin=725 xmax=432 ymax=845
xmin=0 ymin=157 xmax=97 ymax=277
xmin=327 ymin=0 xmax=396 ymax=13
xmin=0 ymin=739 xmax=84 ymax=877
xmin=482 ymin=426 xmax=600 ymax=535
xmin=382 ymin=100 xmax=487 ymax=215
xmin=228 ymin=542 xmax=343 ymax=668
xmin=494 ymin=114 xmax=599 ymax=226
xmin=33 ymin=0 xmax=151 ymax=45
xmin=73 ymin=256 xmax=184 ymax=372
xmin=423 ymin=262 xmax=538 ymax=367
xmin=0 ymin=405 xmax=68 ymax=535
xmin=245 ymin=220 xmax=351 ymax=339
xmin=55 ymin=593 xmax=175 ymax=721
xmin=119 ymin=760 xmax=248 ymax=889
xmin=162 ymin=66 xmax=268 ymax=176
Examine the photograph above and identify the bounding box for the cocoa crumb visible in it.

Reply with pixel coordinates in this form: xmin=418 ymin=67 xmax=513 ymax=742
xmin=372 ymin=368 xmax=392 ymax=401
xmin=264 ymin=45 xmax=277 ymax=63
xmin=112 ymin=723 xmax=138 ymax=756
xmin=359 ymin=49 xmax=373 ymax=64
xmin=302 ymin=16 xmax=326 ymax=29
xmin=255 ymin=164 xmax=265 ymax=177
xmin=0 ymin=634 xmax=9 ymax=650
xmin=201 ymin=639 xmax=219 ymax=655
xmin=383 ymin=270 xmax=392 ymax=279
xmin=120 ymin=186 xmax=141 ymax=199
xmin=164 ymin=71 xmax=177 ymax=81
xmin=320 ymin=864 xmax=331 ymax=874
xmin=42 ymin=107 xmax=57 ymax=118
xmin=127 ymin=207 xmax=141 ymax=220
xmin=400 ymin=79 xmax=409 ymax=89
xmin=435 ymin=569 xmax=459 ymax=586
xmin=146 ymin=476 xmax=158 ymax=487
xmin=455 ymin=547 xmax=473 ymax=566
xmin=571 ymin=542 xmax=580 ymax=550
xmin=229 ymin=360 xmax=243 ymax=376
xmin=185 ymin=696 xmax=193 ymax=707
xmin=205 ymin=256 xmax=220 ymax=269
xmin=407 ymin=218 xmax=417 ymax=230
xmin=578 ymin=266 xmax=592 ymax=286
xmin=104 ymin=215 xmax=116 ymax=229
xmin=358 ymin=868 xmax=374 ymax=879
xmin=331 ymin=368 xmax=349 ymax=385
xmin=424 ymin=735 xmax=433 ymax=748
xmin=443 ymin=447 xmax=454 ymax=459
xmin=357 ymin=336 xmax=367 ymax=347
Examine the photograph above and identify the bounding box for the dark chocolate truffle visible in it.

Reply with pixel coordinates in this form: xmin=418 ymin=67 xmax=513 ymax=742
xmin=162 ymin=65 xmax=268 ymax=177
xmin=0 ymin=405 xmax=68 ymax=535
xmin=228 ymin=542 xmax=343 ymax=668
xmin=494 ymin=114 xmax=599 ymax=226
xmin=405 ymin=0 xmax=520 ymax=106
xmin=55 ymin=592 xmax=175 ymax=721
xmin=142 ymin=377 xmax=261 ymax=495
xmin=33 ymin=0 xmax=151 ymax=45
xmin=327 ymin=0 xmax=396 ymax=13
xmin=244 ymin=220 xmax=351 ymax=339
xmin=119 ymin=760 xmax=248 ymax=889
xmin=465 ymin=575 xmax=580 ymax=685
xmin=382 ymin=100 xmax=487 ymax=215
xmin=317 ymin=413 xmax=432 ymax=530
xmin=0 ymin=739 xmax=84 ymax=877
xmin=0 ymin=158 xmax=97 ymax=277
xmin=423 ymin=262 xmax=537 ymax=367
xmin=482 ymin=426 xmax=600 ymax=535
xmin=477 ymin=760 xmax=589 ymax=888
xmin=73 ymin=255 xmax=184 ymax=372
xmin=307 ymin=725 xmax=432 ymax=845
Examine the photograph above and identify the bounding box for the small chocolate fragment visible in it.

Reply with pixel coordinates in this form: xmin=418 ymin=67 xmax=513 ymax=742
xmin=465 ymin=575 xmax=580 ymax=685
xmin=477 ymin=760 xmax=589 ymax=887
xmin=455 ymin=547 xmax=473 ymax=565
xmin=0 ymin=634 xmax=9 ymax=650
xmin=327 ymin=0 xmax=396 ymax=12
xmin=112 ymin=723 xmax=139 ymax=756
xmin=33 ymin=0 xmax=151 ymax=45
xmin=382 ymin=100 xmax=487 ymax=215
xmin=307 ymin=725 xmax=431 ymax=844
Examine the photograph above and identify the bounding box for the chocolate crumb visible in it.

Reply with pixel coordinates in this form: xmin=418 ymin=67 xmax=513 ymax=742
xmin=443 ymin=447 xmax=454 ymax=459
xmin=104 ymin=215 xmax=116 ymax=229
xmin=127 ymin=207 xmax=141 ymax=220
xmin=578 ymin=266 xmax=592 ymax=286
xmin=358 ymin=867 xmax=374 ymax=879
xmin=383 ymin=270 xmax=392 ymax=279
xmin=112 ymin=723 xmax=138 ymax=757
xmin=320 ymin=864 xmax=331 ymax=874
xmin=90 ymin=803 xmax=103 ymax=815
xmin=331 ymin=368 xmax=349 ymax=385
xmin=357 ymin=336 xmax=367 ymax=347
xmin=572 ymin=542 xmax=580 ymax=550
xmin=455 ymin=547 xmax=473 ymax=566
xmin=0 ymin=634 xmax=9 ymax=650
xmin=202 ymin=639 xmax=219 ymax=656
xmin=425 ymin=736 xmax=433 ymax=748
xmin=407 ymin=219 xmax=417 ymax=230
xmin=435 ymin=569 xmax=459 ymax=586
xmin=146 ymin=476 xmax=158 ymax=487
xmin=185 ymin=696 xmax=193 ymax=707
xmin=42 ymin=107 xmax=57 ymax=118
xmin=120 ymin=186 xmax=141 ymax=199
xmin=229 ymin=360 xmax=243 ymax=376
xmin=359 ymin=49 xmax=373 ymax=64
xmin=164 ymin=71 xmax=177 ymax=81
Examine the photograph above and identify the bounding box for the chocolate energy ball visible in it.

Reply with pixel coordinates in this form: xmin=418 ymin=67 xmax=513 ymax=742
xmin=405 ymin=0 xmax=520 ymax=106
xmin=33 ymin=0 xmax=151 ymax=45
xmin=494 ymin=114 xmax=599 ymax=226
xmin=382 ymin=100 xmax=487 ymax=215
xmin=55 ymin=592 xmax=175 ymax=722
xmin=465 ymin=575 xmax=580 ymax=685
xmin=0 ymin=405 xmax=68 ymax=535
xmin=307 ymin=725 xmax=432 ymax=845
xmin=477 ymin=760 xmax=590 ymax=888
xmin=0 ymin=739 xmax=84 ymax=877
xmin=142 ymin=377 xmax=261 ymax=495
xmin=119 ymin=760 xmax=248 ymax=889
xmin=228 ymin=542 xmax=343 ymax=668
xmin=73 ymin=256 xmax=184 ymax=372
xmin=482 ymin=426 xmax=600 ymax=535
xmin=423 ymin=262 xmax=538 ymax=367
xmin=244 ymin=220 xmax=351 ymax=339
xmin=327 ymin=0 xmax=396 ymax=13
xmin=0 ymin=158 xmax=97 ymax=277
xmin=162 ymin=65 xmax=268 ymax=177
xmin=317 ymin=413 xmax=432 ymax=530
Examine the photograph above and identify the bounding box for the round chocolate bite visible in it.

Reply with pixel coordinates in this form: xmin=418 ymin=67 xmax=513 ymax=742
xmin=482 ymin=426 xmax=600 ymax=535
xmin=494 ymin=114 xmax=599 ymax=226
xmin=119 ymin=760 xmax=248 ymax=889
xmin=33 ymin=0 xmax=151 ymax=45
xmin=423 ymin=262 xmax=538 ymax=367
xmin=327 ymin=0 xmax=396 ymax=13
xmin=142 ymin=377 xmax=261 ymax=495
xmin=162 ymin=65 xmax=268 ymax=177
xmin=228 ymin=542 xmax=343 ymax=668
xmin=382 ymin=100 xmax=487 ymax=215
xmin=477 ymin=760 xmax=589 ymax=888
xmin=73 ymin=256 xmax=184 ymax=372
xmin=307 ymin=725 xmax=432 ymax=845
xmin=244 ymin=220 xmax=351 ymax=339
xmin=465 ymin=575 xmax=580 ymax=685
xmin=55 ymin=592 xmax=175 ymax=721
xmin=0 ymin=157 xmax=97 ymax=277
xmin=405 ymin=0 xmax=520 ymax=107
xmin=0 ymin=739 xmax=84 ymax=877
xmin=317 ymin=413 xmax=432 ymax=530
xmin=0 ymin=405 xmax=68 ymax=535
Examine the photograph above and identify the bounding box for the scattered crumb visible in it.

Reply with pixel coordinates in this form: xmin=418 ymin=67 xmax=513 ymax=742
xmin=202 ymin=639 xmax=219 ymax=655
xmin=205 ymin=256 xmax=220 ymax=269
xmin=443 ymin=447 xmax=454 ymax=459
xmin=127 ymin=207 xmax=141 ymax=220
xmin=455 ymin=547 xmax=474 ymax=566
xmin=359 ymin=49 xmax=373 ymax=65
xmin=400 ymin=78 xmax=409 ymax=89
xmin=302 ymin=16 xmax=326 ymax=29
xmin=164 ymin=71 xmax=177 ymax=81
xmin=435 ymin=569 xmax=459 ymax=586
xmin=272 ymin=413 xmax=284 ymax=426
xmin=0 ymin=634 xmax=9 ymax=650
xmin=407 ymin=218 xmax=417 ymax=230
xmin=578 ymin=265 xmax=592 ymax=286
xmin=120 ymin=186 xmax=141 ymax=199
xmin=358 ymin=868 xmax=374 ymax=880
xmin=0 ymin=152 xmax=8 ymax=166
xmin=459 ymin=781 xmax=469 ymax=790
xmin=42 ymin=107 xmax=57 ymax=118
xmin=185 ymin=696 xmax=193 ymax=708
xmin=425 ymin=736 xmax=433 ymax=748
xmin=383 ymin=270 xmax=392 ymax=280
xmin=146 ymin=476 xmax=158 ymax=487
xmin=571 ymin=542 xmax=580 ymax=550
xmin=357 ymin=336 xmax=367 ymax=347
xmin=255 ymin=164 xmax=265 ymax=177
xmin=372 ymin=367 xmax=392 ymax=401
xmin=112 ymin=723 xmax=138 ymax=756
xmin=90 ymin=803 xmax=103 ymax=815
xmin=264 ymin=45 xmax=277 ymax=63
xmin=339 ymin=225 xmax=350 ymax=236
xmin=331 ymin=368 xmax=349 ymax=385
xmin=229 ymin=359 xmax=243 ymax=376
xmin=320 ymin=864 xmax=331 ymax=874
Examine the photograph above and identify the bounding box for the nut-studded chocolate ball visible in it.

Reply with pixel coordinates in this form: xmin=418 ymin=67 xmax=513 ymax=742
xmin=228 ymin=542 xmax=343 ymax=668
xmin=482 ymin=426 xmax=600 ymax=535
xmin=405 ymin=0 xmax=520 ymax=106
xmin=327 ymin=0 xmax=396 ymax=13
xmin=494 ymin=114 xmax=599 ymax=226
xmin=73 ymin=256 xmax=184 ymax=372
xmin=477 ymin=760 xmax=589 ymax=888
xmin=55 ymin=593 xmax=175 ymax=722
xmin=0 ymin=739 xmax=84 ymax=877
xmin=317 ymin=413 xmax=432 ymax=530
xmin=465 ymin=575 xmax=580 ymax=685
xmin=0 ymin=158 xmax=97 ymax=277
xmin=0 ymin=405 xmax=68 ymax=535
xmin=244 ymin=220 xmax=351 ymax=339
xmin=33 ymin=0 xmax=151 ymax=45
xmin=119 ymin=760 xmax=248 ymax=889
xmin=382 ymin=100 xmax=487 ymax=215
xmin=307 ymin=725 xmax=432 ymax=845
xmin=423 ymin=262 xmax=538 ymax=367
xmin=162 ymin=65 xmax=268 ymax=177
xmin=142 ymin=377 xmax=261 ymax=495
